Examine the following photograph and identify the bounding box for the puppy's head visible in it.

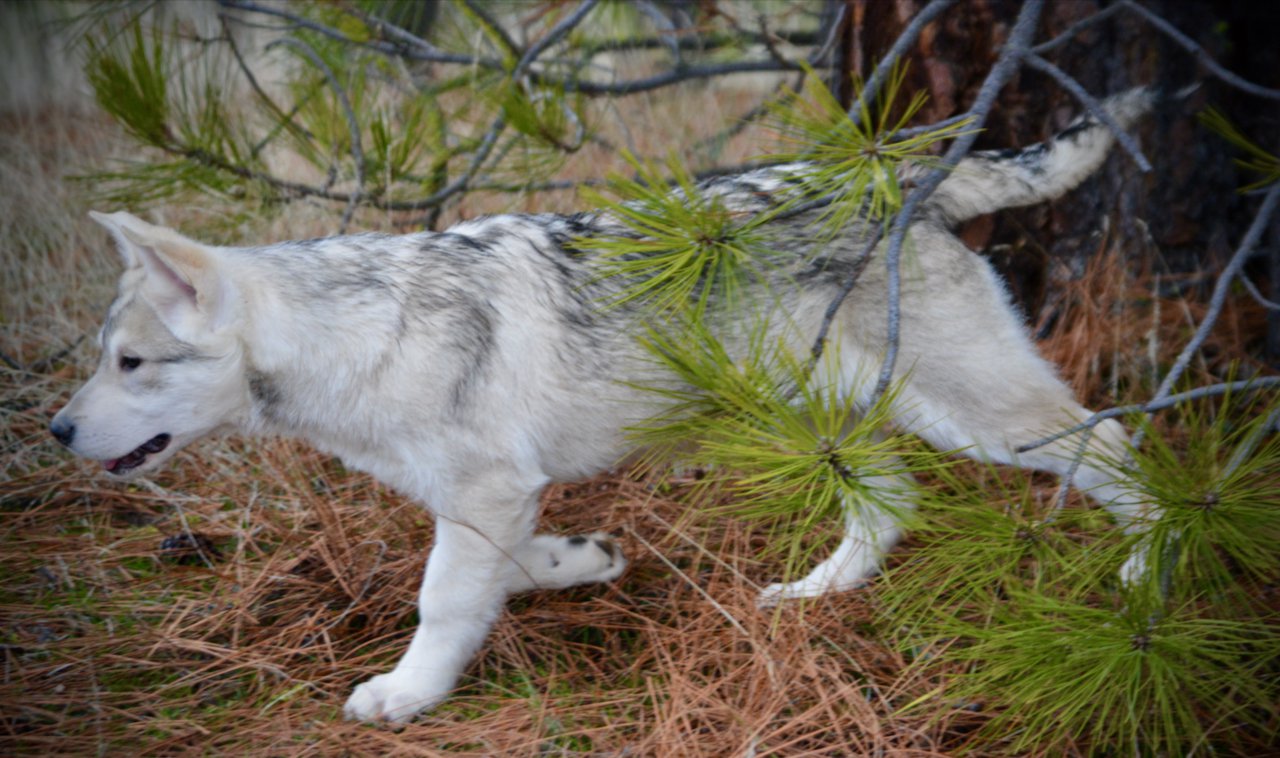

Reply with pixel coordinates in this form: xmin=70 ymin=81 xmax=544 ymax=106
xmin=50 ymin=212 xmax=251 ymax=478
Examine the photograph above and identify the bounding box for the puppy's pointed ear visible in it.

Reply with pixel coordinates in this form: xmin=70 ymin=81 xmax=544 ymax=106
xmin=90 ymin=210 xmax=150 ymax=269
xmin=89 ymin=211 xmax=238 ymax=337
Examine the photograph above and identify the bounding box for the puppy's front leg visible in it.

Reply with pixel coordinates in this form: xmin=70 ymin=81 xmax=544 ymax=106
xmin=344 ymin=477 xmax=539 ymax=723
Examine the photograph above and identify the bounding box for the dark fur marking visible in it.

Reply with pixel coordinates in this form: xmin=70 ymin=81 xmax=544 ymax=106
xmin=446 ymin=303 xmax=496 ymax=412
xmin=545 ymin=213 xmax=599 ymax=256
xmin=593 ymin=539 xmax=615 ymax=561
xmin=796 ymin=256 xmax=868 ymax=288
xmin=248 ymin=370 xmax=284 ymax=419
xmin=529 ymin=240 xmax=575 ymax=283
xmin=1056 ymin=119 xmax=1092 ymax=142
xmin=439 ymin=233 xmax=489 ymax=253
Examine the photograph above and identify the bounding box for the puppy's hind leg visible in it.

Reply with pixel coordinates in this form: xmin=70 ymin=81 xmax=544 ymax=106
xmin=504 ymin=532 xmax=627 ymax=593
xmin=883 ymin=265 xmax=1153 ymax=579
xmin=757 ymin=470 xmax=916 ymax=607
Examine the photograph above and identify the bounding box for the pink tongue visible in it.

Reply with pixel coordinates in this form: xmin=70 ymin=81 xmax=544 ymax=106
xmin=104 ymin=458 xmax=122 ymax=472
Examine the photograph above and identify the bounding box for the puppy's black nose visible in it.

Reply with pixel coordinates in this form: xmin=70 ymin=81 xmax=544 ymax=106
xmin=50 ymin=418 xmax=76 ymax=447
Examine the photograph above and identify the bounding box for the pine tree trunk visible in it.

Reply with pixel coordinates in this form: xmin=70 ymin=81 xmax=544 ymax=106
xmin=849 ymin=0 xmax=1277 ymax=345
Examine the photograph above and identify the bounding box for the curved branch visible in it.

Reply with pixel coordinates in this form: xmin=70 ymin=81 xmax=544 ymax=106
xmin=516 ymin=0 xmax=600 ymax=76
xmin=1240 ymin=270 xmax=1280 ymax=311
xmin=266 ymin=37 xmax=366 ymax=232
xmin=1015 ymin=376 xmax=1280 ymax=454
xmin=1024 ymin=53 xmax=1152 ymax=172
xmin=219 ymin=0 xmax=493 ymax=67
xmin=848 ymin=0 xmax=960 ymax=121
xmin=551 ymin=59 xmax=806 ymax=96
xmin=1150 ymin=182 xmax=1280 ymax=401
xmin=1030 ymin=3 xmax=1126 ymax=55
xmin=1118 ymin=0 xmax=1280 ymax=100
xmin=867 ymin=0 xmax=1046 ymax=404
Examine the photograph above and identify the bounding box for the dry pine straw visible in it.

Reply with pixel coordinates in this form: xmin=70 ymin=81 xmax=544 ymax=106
xmin=0 ymin=426 xmax=962 ymax=757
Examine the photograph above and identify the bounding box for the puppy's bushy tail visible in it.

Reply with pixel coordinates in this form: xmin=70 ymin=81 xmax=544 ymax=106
xmin=924 ymin=87 xmax=1155 ymax=226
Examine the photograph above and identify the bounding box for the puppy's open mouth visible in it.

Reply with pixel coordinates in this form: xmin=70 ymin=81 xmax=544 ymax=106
xmin=103 ymin=433 xmax=171 ymax=474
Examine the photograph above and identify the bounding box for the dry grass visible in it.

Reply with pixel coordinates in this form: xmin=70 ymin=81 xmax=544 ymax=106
xmin=1 ymin=36 xmax=1273 ymax=758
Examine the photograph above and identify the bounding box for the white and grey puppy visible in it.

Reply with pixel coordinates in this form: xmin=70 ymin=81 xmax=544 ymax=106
xmin=51 ymin=89 xmax=1154 ymax=723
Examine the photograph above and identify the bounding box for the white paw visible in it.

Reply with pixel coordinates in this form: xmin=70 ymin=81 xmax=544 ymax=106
xmin=574 ymin=532 xmax=627 ymax=583
xmin=756 ymin=577 xmax=869 ymax=608
xmin=519 ymin=532 xmax=626 ymax=591
xmin=343 ymin=672 xmax=443 ymax=723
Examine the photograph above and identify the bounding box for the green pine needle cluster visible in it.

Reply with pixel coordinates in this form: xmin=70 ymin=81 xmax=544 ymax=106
xmin=1200 ymin=107 xmax=1280 ymax=191
xmin=581 ymin=152 xmax=785 ymax=317
xmin=1122 ymin=392 xmax=1280 ymax=603
xmin=84 ymin=22 xmax=259 ymax=207
xmin=629 ymin=318 xmax=948 ymax=574
xmin=940 ymin=592 xmax=1277 ymax=754
xmin=876 ymin=467 xmax=1125 ymax=624
xmin=77 ymin=6 xmax=587 ymax=224
xmin=884 ymin=388 xmax=1280 ymax=755
xmin=764 ymin=63 xmax=975 ymax=236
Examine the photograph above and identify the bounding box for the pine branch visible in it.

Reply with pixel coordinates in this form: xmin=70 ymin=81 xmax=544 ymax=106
xmin=846 ymin=0 xmax=960 ymax=122
xmin=218 ymin=0 xmax=493 ymax=67
xmin=1117 ymin=0 xmax=1280 ymax=101
xmin=866 ymin=0 xmax=1045 ymax=405
xmin=1141 ymin=182 xmax=1280 ymax=421
xmin=1015 ymin=376 xmax=1280 ymax=454
xmin=1024 ymin=52 xmax=1152 ymax=172
xmin=265 ymin=37 xmax=365 ymax=232
xmin=1029 ymin=2 xmax=1127 ymax=55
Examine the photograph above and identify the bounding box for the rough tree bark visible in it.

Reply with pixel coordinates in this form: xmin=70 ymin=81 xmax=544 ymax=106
xmin=842 ymin=0 xmax=1278 ymax=368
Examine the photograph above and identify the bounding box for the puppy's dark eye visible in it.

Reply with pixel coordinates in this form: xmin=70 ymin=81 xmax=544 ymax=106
xmin=120 ymin=355 xmax=143 ymax=371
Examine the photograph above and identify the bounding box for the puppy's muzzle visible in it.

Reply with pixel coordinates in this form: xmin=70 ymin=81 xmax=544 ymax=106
xmin=50 ymin=417 xmax=75 ymax=447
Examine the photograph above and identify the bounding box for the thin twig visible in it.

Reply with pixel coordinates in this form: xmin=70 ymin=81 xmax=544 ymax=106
xmin=561 ymin=59 xmax=807 ymax=96
xmin=219 ymin=0 xmax=490 ymax=67
xmin=515 ymin=0 xmax=600 ymax=77
xmin=807 ymin=231 xmax=880 ymax=369
xmin=1150 ymin=182 xmax=1280 ymax=402
xmin=809 ymin=2 xmax=848 ymax=65
xmin=461 ymin=0 xmax=521 ymax=62
xmin=1030 ymin=3 xmax=1126 ymax=55
xmin=627 ymin=526 xmax=751 ymax=638
xmin=29 ymin=337 xmax=87 ymax=374
xmin=847 ymin=0 xmax=960 ymax=121
xmin=868 ymin=0 xmax=1045 ymax=404
xmin=1122 ymin=182 xmax=1280 ymax=450
xmin=577 ymin=28 xmax=824 ymax=58
xmin=408 ymin=0 xmax=601 ymax=226
xmin=219 ymin=14 xmax=310 ymax=153
xmin=347 ymin=5 xmax=450 ymax=59
xmin=1024 ymin=53 xmax=1152 ymax=172
xmin=1050 ymin=427 xmax=1095 ymax=516
xmin=1240 ymin=271 xmax=1280 ymax=311
xmin=890 ymin=113 xmax=974 ymax=141
xmin=1224 ymin=406 xmax=1280 ymax=476
xmin=634 ymin=0 xmax=682 ymax=65
xmin=1118 ymin=0 xmax=1280 ymax=101
xmin=693 ymin=2 xmax=845 ymax=159
xmin=266 ymin=37 xmax=366 ymax=233
xmin=1015 ymin=376 xmax=1280 ymax=454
